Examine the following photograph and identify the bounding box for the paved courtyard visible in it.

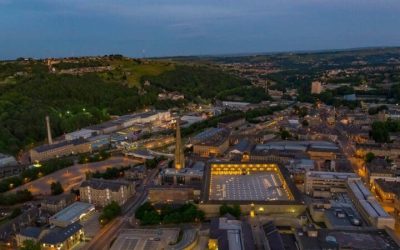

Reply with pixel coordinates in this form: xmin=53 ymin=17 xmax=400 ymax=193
xmin=209 ymin=172 xmax=290 ymax=201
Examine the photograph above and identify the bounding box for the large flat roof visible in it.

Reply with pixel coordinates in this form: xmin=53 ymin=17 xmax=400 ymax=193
xmin=34 ymin=138 xmax=87 ymax=153
xmin=110 ymin=228 xmax=180 ymax=250
xmin=306 ymin=171 xmax=358 ymax=180
xmin=50 ymin=202 xmax=94 ymax=224
xmin=192 ymin=128 xmax=230 ymax=147
xmin=202 ymin=162 xmax=304 ymax=205
xmin=298 ymin=229 xmax=400 ymax=250
xmin=255 ymin=140 xmax=339 ymax=152
xmin=347 ymin=179 xmax=392 ymax=219
xmin=209 ymin=172 xmax=290 ymax=201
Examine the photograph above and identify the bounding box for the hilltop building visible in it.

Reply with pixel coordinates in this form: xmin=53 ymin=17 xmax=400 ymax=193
xmin=311 ymin=81 xmax=323 ymax=94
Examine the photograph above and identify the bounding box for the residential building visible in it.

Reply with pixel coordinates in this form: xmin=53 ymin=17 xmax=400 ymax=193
xmin=373 ymin=179 xmax=400 ymax=203
xmin=124 ymin=165 xmax=146 ymax=180
xmin=364 ymin=158 xmax=396 ymax=185
xmin=16 ymin=227 xmax=43 ymax=248
xmin=79 ymin=179 xmax=135 ymax=207
xmin=41 ymin=193 xmax=76 ymax=214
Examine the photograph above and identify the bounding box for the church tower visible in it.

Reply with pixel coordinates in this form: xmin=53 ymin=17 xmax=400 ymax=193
xmin=174 ymin=118 xmax=185 ymax=170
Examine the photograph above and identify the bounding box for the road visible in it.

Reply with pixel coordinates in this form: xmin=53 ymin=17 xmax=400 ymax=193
xmin=83 ymin=165 xmax=161 ymax=250
xmin=11 ymin=156 xmax=140 ymax=195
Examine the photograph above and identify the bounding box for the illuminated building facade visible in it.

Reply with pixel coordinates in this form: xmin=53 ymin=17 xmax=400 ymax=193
xmin=30 ymin=138 xmax=91 ymax=162
xmin=192 ymin=128 xmax=230 ymax=157
xmin=200 ymin=162 xmax=305 ymax=217
xmin=79 ymin=179 xmax=134 ymax=207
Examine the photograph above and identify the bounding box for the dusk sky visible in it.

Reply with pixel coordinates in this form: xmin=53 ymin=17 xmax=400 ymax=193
xmin=1 ymin=0 xmax=400 ymax=59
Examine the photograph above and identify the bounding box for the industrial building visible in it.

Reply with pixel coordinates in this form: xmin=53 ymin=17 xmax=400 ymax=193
xmin=65 ymin=129 xmax=97 ymax=141
xmin=86 ymin=110 xmax=171 ymax=135
xmin=29 ymin=138 xmax=92 ymax=162
xmin=252 ymin=140 xmax=340 ymax=162
xmin=192 ymin=128 xmax=230 ymax=157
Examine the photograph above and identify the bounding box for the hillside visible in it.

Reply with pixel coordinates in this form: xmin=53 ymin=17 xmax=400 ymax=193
xmin=0 ymin=56 xmax=254 ymax=155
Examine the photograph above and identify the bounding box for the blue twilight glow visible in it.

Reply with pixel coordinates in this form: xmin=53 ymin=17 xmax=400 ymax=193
xmin=1 ymin=0 xmax=400 ymax=59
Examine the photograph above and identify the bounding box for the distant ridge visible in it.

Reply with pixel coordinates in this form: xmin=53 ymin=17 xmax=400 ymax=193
xmin=152 ymin=46 xmax=400 ymax=60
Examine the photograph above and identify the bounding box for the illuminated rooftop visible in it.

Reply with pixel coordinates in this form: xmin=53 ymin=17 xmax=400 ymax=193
xmin=209 ymin=172 xmax=290 ymax=201
xmin=202 ymin=162 xmax=303 ymax=204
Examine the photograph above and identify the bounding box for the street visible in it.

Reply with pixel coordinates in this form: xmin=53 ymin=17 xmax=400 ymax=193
xmin=82 ymin=165 xmax=160 ymax=250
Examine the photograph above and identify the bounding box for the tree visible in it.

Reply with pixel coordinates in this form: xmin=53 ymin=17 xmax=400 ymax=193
xmin=145 ymin=159 xmax=157 ymax=169
xmin=50 ymin=181 xmax=64 ymax=195
xmin=135 ymin=202 xmax=155 ymax=220
xmin=10 ymin=208 xmax=22 ymax=218
xmin=20 ymin=240 xmax=40 ymax=250
xmin=371 ymin=121 xmax=390 ymax=143
xmin=141 ymin=210 xmax=161 ymax=225
xmin=0 ymin=189 xmax=33 ymax=206
xmin=135 ymin=202 xmax=204 ymax=225
xmin=219 ymin=204 xmax=241 ymax=219
xmin=279 ymin=129 xmax=291 ymax=140
xmin=99 ymin=201 xmax=121 ymax=225
xmin=365 ymin=152 xmax=376 ymax=163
